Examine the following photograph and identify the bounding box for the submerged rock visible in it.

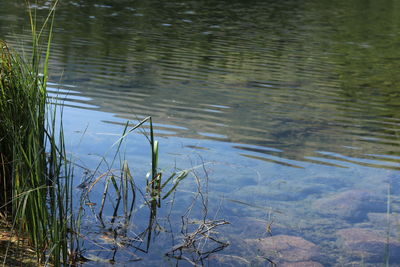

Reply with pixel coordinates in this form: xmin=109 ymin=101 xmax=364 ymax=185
xmin=230 ymin=217 xmax=271 ymax=237
xmin=336 ymin=227 xmax=400 ymax=262
xmin=313 ymin=190 xmax=386 ymax=222
xmin=244 ymin=235 xmax=321 ymax=263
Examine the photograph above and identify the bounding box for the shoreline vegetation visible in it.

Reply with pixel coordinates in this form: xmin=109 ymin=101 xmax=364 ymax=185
xmin=0 ymin=2 xmax=71 ymax=265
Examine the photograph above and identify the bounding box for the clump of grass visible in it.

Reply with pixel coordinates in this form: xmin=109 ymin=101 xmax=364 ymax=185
xmin=0 ymin=1 xmax=71 ymax=265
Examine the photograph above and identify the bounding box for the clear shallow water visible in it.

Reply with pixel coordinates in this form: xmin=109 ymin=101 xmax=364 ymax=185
xmin=1 ymin=0 xmax=400 ymax=265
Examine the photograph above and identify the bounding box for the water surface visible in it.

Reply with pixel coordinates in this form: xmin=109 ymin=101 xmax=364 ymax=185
xmin=1 ymin=0 xmax=400 ymax=265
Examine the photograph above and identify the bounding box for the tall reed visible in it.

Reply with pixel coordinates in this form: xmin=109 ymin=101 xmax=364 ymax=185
xmin=0 ymin=2 xmax=70 ymax=265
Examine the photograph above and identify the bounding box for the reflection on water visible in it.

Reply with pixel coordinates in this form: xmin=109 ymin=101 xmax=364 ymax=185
xmin=1 ymin=0 xmax=400 ymax=265
xmin=2 ymin=0 xmax=400 ymax=169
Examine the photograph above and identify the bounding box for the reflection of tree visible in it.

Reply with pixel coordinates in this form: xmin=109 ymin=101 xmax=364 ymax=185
xmin=2 ymin=0 xmax=400 ymax=169
xmin=313 ymin=0 xmax=400 ymax=159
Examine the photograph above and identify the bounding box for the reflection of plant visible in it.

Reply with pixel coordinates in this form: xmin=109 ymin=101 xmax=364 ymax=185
xmin=166 ymin=219 xmax=229 ymax=264
xmin=165 ymin=164 xmax=230 ymax=265
xmin=73 ymin=117 xmax=207 ymax=263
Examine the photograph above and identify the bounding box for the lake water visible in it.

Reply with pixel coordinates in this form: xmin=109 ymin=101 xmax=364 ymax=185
xmin=1 ymin=0 xmax=400 ymax=266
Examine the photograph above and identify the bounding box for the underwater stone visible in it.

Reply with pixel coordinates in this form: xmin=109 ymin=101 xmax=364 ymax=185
xmin=244 ymin=235 xmax=321 ymax=263
xmin=231 ymin=217 xmax=270 ymax=237
xmin=312 ymin=190 xmax=386 ymax=222
xmin=337 ymin=228 xmax=400 ymax=262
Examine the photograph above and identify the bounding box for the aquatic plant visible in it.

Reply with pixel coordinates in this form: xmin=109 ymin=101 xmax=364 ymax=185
xmin=76 ymin=117 xmax=190 ymax=246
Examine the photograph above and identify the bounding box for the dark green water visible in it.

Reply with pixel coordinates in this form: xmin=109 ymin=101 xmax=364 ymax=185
xmin=1 ymin=0 xmax=400 ymax=266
